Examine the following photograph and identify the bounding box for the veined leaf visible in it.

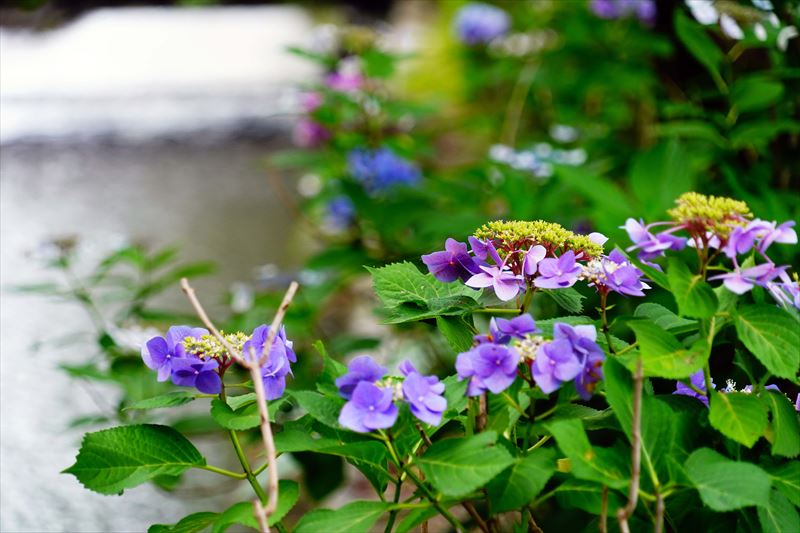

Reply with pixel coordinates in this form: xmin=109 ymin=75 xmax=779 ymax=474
xmin=294 ymin=501 xmax=392 ymax=533
xmin=685 ymin=448 xmax=770 ymax=511
xmin=735 ymin=305 xmax=800 ymax=379
xmin=486 ymin=448 xmax=556 ymax=513
xmin=667 ymin=258 xmax=718 ymax=319
xmin=628 ymin=320 xmax=709 ymax=378
xmin=762 ymin=390 xmax=800 ymax=458
xmin=708 ymin=391 xmax=768 ymax=448
xmin=125 ymin=390 xmax=196 ymax=410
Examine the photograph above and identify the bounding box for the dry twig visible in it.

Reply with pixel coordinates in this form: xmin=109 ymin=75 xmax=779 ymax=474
xmin=617 ymin=359 xmax=643 ymax=533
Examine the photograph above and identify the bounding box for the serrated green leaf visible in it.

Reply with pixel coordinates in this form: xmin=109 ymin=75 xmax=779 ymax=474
xmin=708 ymin=391 xmax=768 ymax=448
xmin=211 ymin=480 xmax=299 ymax=532
xmin=765 ymin=462 xmax=800 ymax=507
xmin=417 ymin=432 xmax=514 ymax=498
xmin=148 ymin=512 xmax=217 ymax=533
xmin=545 ymin=419 xmax=628 ymax=489
xmin=486 ymin=448 xmax=556 ymax=513
xmin=542 ymin=287 xmax=584 ymax=314
xmin=634 ymin=303 xmax=696 ymax=332
xmin=291 ymin=390 xmax=344 ymax=429
xmin=125 ymin=391 xmax=196 ymax=410
xmin=64 ymin=424 xmax=205 ymax=495
xmin=294 ymin=501 xmax=392 ymax=533
xmin=436 ymin=315 xmax=475 ymax=353
xmin=685 ymin=448 xmax=771 ymax=511
xmin=209 ymin=395 xmax=289 ymax=431
xmin=758 ymin=489 xmax=799 ymax=533
xmin=628 ymin=320 xmax=709 ymax=378
xmin=667 ymin=259 xmax=718 ymax=318
xmin=735 ymin=305 xmax=800 ymax=379
xmin=367 ymin=261 xmax=477 ymax=308
xmin=762 ymin=391 xmax=800 ymax=457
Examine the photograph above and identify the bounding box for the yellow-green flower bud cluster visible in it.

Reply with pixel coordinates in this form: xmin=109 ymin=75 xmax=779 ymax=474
xmin=667 ymin=192 xmax=751 ymax=236
xmin=473 ymin=220 xmax=604 ymax=258
xmin=182 ymin=332 xmax=249 ymax=360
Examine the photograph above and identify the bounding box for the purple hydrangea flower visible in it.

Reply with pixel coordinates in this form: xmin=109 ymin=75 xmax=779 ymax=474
xmin=599 ymin=249 xmax=650 ymax=297
xmin=531 ymin=339 xmax=584 ymax=394
xmin=422 ymin=238 xmax=481 ymax=283
xmin=757 ymin=220 xmax=797 ymax=253
xmin=575 ymin=350 xmax=605 ymax=400
xmin=533 ymin=250 xmax=582 ymax=289
xmin=335 ymin=355 xmax=388 ymax=399
xmin=553 ymin=323 xmax=603 ymax=361
xmin=709 ymin=262 xmax=787 ymax=295
xmin=325 ymin=71 xmax=364 ymax=92
xmin=293 ymin=119 xmax=329 ymax=148
xmin=796 ymin=393 xmax=800 ymax=412
xmin=242 ymin=324 xmax=296 ymax=400
xmin=399 ymin=361 xmax=447 ymax=426
xmin=171 ymin=357 xmax=222 ymax=394
xmin=673 ymin=370 xmax=714 ymax=407
xmin=347 ymin=147 xmax=421 ymax=195
xmin=723 ymin=220 xmax=773 ymax=258
xmin=522 ymin=245 xmax=547 ymax=276
xmin=454 ymin=2 xmax=510 ymax=45
xmin=338 ymin=381 xmax=398 ymax=433
xmin=468 ymin=236 xmax=490 ymax=261
xmin=491 ymin=314 xmax=540 ymax=344
xmin=466 ymin=264 xmax=523 ymax=301
xmin=766 ymin=271 xmax=800 ymax=310
xmin=326 ymin=196 xmax=355 ymax=231
xmin=591 ymin=0 xmax=656 ymax=24
xmin=622 ymin=218 xmax=686 ymax=261
xmin=142 ymin=326 xmax=208 ymax=382
xmin=456 ymin=343 xmax=519 ymax=396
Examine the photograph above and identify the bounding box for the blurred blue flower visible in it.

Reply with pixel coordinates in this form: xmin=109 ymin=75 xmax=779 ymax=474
xmin=454 ymin=2 xmax=510 ymax=45
xmin=326 ymin=195 xmax=355 ymax=231
xmin=347 ymin=147 xmax=421 ymax=194
xmin=591 ymin=0 xmax=656 ymax=25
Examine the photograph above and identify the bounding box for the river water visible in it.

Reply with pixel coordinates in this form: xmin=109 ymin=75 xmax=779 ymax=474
xmin=0 ymin=6 xmax=318 ymax=531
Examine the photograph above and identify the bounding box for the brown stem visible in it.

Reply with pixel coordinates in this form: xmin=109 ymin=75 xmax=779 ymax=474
xmin=600 ymin=486 xmax=608 ymax=533
xmin=258 ymin=281 xmax=299 ymax=366
xmin=617 ymin=359 xmax=643 ymax=533
xmin=463 ymin=502 xmax=490 ymax=533
xmin=655 ymin=491 xmax=665 ymax=533
xmin=477 ymin=393 xmax=488 ymax=432
xmin=527 ymin=508 xmax=544 ymax=533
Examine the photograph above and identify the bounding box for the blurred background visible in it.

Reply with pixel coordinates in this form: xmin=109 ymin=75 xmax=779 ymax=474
xmin=0 ymin=0 xmax=798 ymax=531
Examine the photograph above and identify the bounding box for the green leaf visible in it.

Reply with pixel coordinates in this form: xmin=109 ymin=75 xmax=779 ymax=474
xmin=542 ymin=287 xmax=584 ymax=314
xmin=656 ymin=120 xmax=727 ymax=148
xmin=630 ymin=141 xmax=694 ymax=218
xmin=366 ymin=261 xmax=478 ymax=309
xmin=212 ymin=480 xmax=299 ymax=532
xmin=291 ymin=390 xmax=344 ymax=429
xmin=125 ymin=391 xmax=196 ymax=410
xmin=762 ymin=390 xmax=800 ymax=458
xmin=545 ymin=419 xmax=628 ymax=489
xmin=148 ymin=512 xmax=217 ymax=533
xmin=765 ymin=462 xmax=800 ymax=507
xmin=628 ymin=320 xmax=709 ymax=378
xmin=685 ymin=448 xmax=771 ymax=511
xmin=486 ymin=448 xmax=556 ymax=513
xmin=634 ymin=303 xmax=696 ymax=333
xmin=735 ymin=305 xmax=800 ymax=379
xmin=417 ymin=432 xmax=515 ymax=498
xmin=758 ymin=490 xmax=799 ymax=533
xmin=64 ymin=424 xmax=205 ymax=495
xmin=314 ymin=340 xmax=347 ymax=397
xmin=732 ymin=76 xmax=784 ymax=113
xmin=667 ymin=258 xmax=718 ymax=319
xmin=362 ymin=49 xmax=397 ymax=79
xmin=554 ymin=479 xmax=625 ymax=515
xmin=209 ymin=395 xmax=289 ymax=431
xmin=294 ymin=501 xmax=392 ymax=533
xmin=436 ymin=315 xmax=475 ymax=353
xmin=708 ymin=391 xmax=768 ymax=447
xmin=674 ymin=10 xmax=725 ymax=88
xmin=395 ymin=506 xmax=438 ymax=533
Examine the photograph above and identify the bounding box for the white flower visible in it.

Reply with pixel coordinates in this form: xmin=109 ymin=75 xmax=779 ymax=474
xmin=754 ymin=23 xmax=767 ymax=41
xmin=686 ymin=0 xmax=719 ymax=25
xmin=777 ymin=26 xmax=799 ymax=52
xmin=720 ymin=13 xmax=744 ymax=40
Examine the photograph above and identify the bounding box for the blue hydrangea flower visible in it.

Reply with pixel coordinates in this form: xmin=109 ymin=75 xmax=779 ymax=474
xmin=142 ymin=326 xmax=208 ymax=382
xmin=242 ymin=324 xmax=296 ymax=400
xmin=338 ymin=381 xmax=398 ymax=433
xmin=347 ymin=147 xmax=421 ymax=195
xmin=399 ymin=360 xmax=447 ymax=426
xmin=673 ymin=370 xmax=714 ymax=407
xmin=491 ymin=314 xmax=540 ymax=344
xmin=531 ymin=338 xmax=583 ymax=394
xmin=335 ymin=355 xmax=388 ymax=399
xmin=454 ymin=2 xmax=510 ymax=45
xmin=590 ymin=0 xmax=656 ymax=24
xmin=422 ymin=238 xmax=481 ymax=283
xmin=599 ymin=249 xmax=650 ymax=297
xmin=171 ymin=357 xmax=222 ymax=394
xmin=456 ymin=343 xmax=519 ymax=396
xmin=326 ymin=195 xmax=356 ymax=231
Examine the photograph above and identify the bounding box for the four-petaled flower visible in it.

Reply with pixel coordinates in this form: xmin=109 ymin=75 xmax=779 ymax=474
xmin=456 ymin=343 xmax=519 ymax=396
xmin=338 ymin=381 xmax=398 ymax=433
xmin=466 ymin=264 xmax=523 ymax=301
xmin=171 ymin=357 xmax=222 ymax=394
xmin=242 ymin=324 xmax=297 ymax=400
xmin=400 ymin=361 xmax=447 ymax=426
xmin=534 ymin=250 xmax=582 ymax=289
xmin=422 ymin=238 xmax=480 ymax=283
xmin=142 ymin=326 xmax=208 ymax=382
xmin=490 ymin=314 xmax=540 ymax=344
xmin=531 ymin=339 xmax=583 ymax=394
xmin=335 ymin=355 xmax=388 ymax=399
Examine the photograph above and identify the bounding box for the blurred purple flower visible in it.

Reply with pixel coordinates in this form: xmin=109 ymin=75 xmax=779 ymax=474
xmin=454 ymin=2 xmax=510 ymax=45
xmin=591 ymin=0 xmax=656 ymax=24
xmin=141 ymin=326 xmax=208 ymax=382
xmin=456 ymin=343 xmax=519 ymax=396
xmin=338 ymin=381 xmax=398 ymax=433
xmin=171 ymin=357 xmax=222 ymax=394
xmin=326 ymin=195 xmax=356 ymax=230
xmin=293 ymin=119 xmax=329 ymax=148
xmin=758 ymin=220 xmax=797 ymax=253
xmin=325 ymin=71 xmax=364 ymax=92
xmin=335 ymin=355 xmax=388 ymax=399
xmin=422 ymin=238 xmax=480 ymax=283
xmin=533 ymin=250 xmax=582 ymax=289
xmin=766 ymin=271 xmax=800 ymax=310
xmin=673 ymin=369 xmax=714 ymax=407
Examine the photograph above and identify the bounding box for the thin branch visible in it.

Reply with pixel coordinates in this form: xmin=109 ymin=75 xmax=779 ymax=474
xmin=259 ymin=281 xmax=300 ymax=366
xmin=526 ymin=507 xmax=544 ymax=533
xmin=655 ymin=491 xmax=665 ymax=533
xmin=477 ymin=393 xmax=488 ymax=432
xmin=181 ymin=278 xmax=299 ymax=533
xmin=617 ymin=359 xmax=643 ymax=533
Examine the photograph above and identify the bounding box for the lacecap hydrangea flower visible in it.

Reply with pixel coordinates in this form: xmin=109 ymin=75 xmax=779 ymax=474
xmin=336 ymin=356 xmax=447 ymax=433
xmin=347 ymin=147 xmax=421 ymax=195
xmin=591 ymin=0 xmax=656 ymax=25
xmin=141 ymin=324 xmax=297 ymax=397
xmin=531 ymin=323 xmax=605 ymax=400
xmin=422 ymin=220 xmax=606 ymax=302
xmin=454 ymin=2 xmax=510 ymax=45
